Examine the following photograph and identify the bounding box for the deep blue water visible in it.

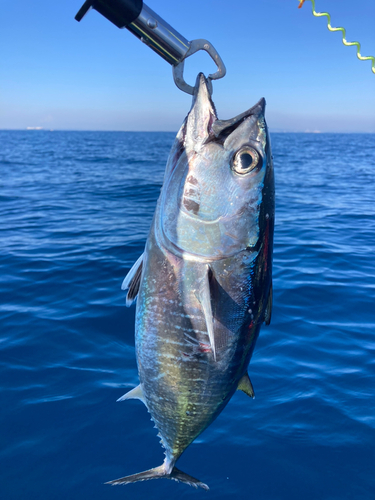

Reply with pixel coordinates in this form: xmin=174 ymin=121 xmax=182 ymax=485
xmin=1 ymin=130 xmax=374 ymax=499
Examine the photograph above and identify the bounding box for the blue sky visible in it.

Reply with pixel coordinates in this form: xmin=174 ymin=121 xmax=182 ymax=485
xmin=1 ymin=0 xmax=374 ymax=132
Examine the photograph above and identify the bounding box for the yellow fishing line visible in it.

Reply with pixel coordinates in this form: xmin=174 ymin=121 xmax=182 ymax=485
xmin=298 ymin=0 xmax=375 ymax=74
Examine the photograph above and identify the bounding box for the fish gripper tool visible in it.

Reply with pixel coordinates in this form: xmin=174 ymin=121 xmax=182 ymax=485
xmin=75 ymin=0 xmax=226 ymax=94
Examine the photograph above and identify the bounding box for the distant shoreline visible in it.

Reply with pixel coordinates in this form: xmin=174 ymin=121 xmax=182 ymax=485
xmin=0 ymin=129 xmax=374 ymax=134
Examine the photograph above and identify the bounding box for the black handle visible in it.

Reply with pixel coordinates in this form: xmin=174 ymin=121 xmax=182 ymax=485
xmin=75 ymin=0 xmax=143 ymax=28
xmin=74 ymin=0 xmax=226 ymax=94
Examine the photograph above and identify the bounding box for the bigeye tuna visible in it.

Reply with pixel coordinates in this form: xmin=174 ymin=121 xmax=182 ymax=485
xmin=109 ymin=74 xmax=274 ymax=490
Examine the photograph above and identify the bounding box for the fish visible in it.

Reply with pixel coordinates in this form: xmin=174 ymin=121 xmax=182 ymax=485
xmin=109 ymin=73 xmax=274 ymax=490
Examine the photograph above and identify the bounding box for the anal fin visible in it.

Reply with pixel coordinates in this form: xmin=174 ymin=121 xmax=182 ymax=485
xmin=117 ymin=384 xmax=147 ymax=406
xmin=237 ymin=373 xmax=255 ymax=399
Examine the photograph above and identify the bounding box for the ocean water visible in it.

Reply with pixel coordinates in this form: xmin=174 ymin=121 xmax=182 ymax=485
xmin=1 ymin=130 xmax=374 ymax=500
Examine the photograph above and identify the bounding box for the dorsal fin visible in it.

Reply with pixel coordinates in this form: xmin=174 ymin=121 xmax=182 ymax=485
xmin=121 ymin=253 xmax=144 ymax=307
xmin=117 ymin=384 xmax=147 ymax=406
xmin=237 ymin=373 xmax=255 ymax=399
xmin=264 ymin=281 xmax=272 ymax=325
xmin=196 ymin=265 xmax=216 ymax=361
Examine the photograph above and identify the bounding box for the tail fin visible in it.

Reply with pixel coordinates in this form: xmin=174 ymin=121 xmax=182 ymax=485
xmin=171 ymin=467 xmax=209 ymax=490
xmin=106 ymin=464 xmax=209 ymax=490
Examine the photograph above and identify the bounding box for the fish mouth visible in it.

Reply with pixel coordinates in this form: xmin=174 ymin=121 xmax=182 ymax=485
xmin=192 ymin=73 xmax=218 ymax=119
xmin=211 ymin=98 xmax=266 ymax=143
xmin=181 ymin=72 xmax=266 ymax=147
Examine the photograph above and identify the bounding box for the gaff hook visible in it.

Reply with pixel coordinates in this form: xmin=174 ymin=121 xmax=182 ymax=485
xmin=75 ymin=0 xmax=226 ymax=94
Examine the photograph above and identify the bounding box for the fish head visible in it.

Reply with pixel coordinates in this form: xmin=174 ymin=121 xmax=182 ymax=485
xmin=158 ymin=73 xmax=274 ymax=261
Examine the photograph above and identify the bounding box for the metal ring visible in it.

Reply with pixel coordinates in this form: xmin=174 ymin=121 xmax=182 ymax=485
xmin=172 ymin=39 xmax=226 ymax=95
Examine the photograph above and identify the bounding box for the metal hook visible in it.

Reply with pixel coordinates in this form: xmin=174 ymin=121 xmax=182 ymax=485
xmin=172 ymin=39 xmax=226 ymax=95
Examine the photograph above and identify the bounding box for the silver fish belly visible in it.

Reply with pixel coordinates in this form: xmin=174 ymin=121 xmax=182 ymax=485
xmin=110 ymin=74 xmax=274 ymax=490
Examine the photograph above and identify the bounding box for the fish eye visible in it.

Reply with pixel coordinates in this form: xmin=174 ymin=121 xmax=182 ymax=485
xmin=231 ymin=146 xmax=262 ymax=175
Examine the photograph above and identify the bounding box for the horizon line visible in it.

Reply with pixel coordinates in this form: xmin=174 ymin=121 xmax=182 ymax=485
xmin=1 ymin=128 xmax=374 ymax=134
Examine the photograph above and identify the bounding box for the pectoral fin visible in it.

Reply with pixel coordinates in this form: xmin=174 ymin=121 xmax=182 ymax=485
xmin=117 ymin=384 xmax=147 ymax=406
xmin=121 ymin=253 xmax=144 ymax=307
xmin=196 ymin=265 xmax=216 ymax=361
xmin=237 ymin=373 xmax=255 ymax=399
xmin=264 ymin=281 xmax=272 ymax=326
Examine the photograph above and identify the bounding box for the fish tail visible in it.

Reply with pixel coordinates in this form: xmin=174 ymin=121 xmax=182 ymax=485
xmin=170 ymin=467 xmax=209 ymax=490
xmin=106 ymin=463 xmax=209 ymax=490
xmin=105 ymin=465 xmax=165 ymax=485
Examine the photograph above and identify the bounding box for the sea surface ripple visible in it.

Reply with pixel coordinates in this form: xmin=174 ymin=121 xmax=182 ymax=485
xmin=1 ymin=131 xmax=374 ymax=499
